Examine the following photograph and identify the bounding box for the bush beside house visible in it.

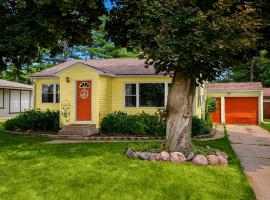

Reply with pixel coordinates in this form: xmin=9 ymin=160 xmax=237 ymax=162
xmin=101 ymin=111 xmax=165 ymax=137
xmin=101 ymin=110 xmax=214 ymax=137
xmin=4 ymin=109 xmax=59 ymax=132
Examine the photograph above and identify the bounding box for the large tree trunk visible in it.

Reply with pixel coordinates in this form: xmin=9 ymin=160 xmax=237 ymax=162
xmin=165 ymin=70 xmax=196 ymax=156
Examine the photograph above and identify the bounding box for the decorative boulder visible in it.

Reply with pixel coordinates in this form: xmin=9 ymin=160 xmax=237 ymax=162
xmin=215 ymin=149 xmax=228 ymax=159
xmin=133 ymin=151 xmax=141 ymax=159
xmin=207 ymin=155 xmax=220 ymax=166
xmin=139 ymin=152 xmax=152 ymax=160
xmin=125 ymin=148 xmax=134 ymax=158
xmin=192 ymin=154 xmax=208 ymax=165
xmin=159 ymin=151 xmax=170 ymax=161
xmin=151 ymin=153 xmax=160 ymax=161
xmin=187 ymin=152 xmax=195 ymax=161
xmin=169 ymin=152 xmax=186 ymax=163
xmin=218 ymin=155 xmax=228 ymax=166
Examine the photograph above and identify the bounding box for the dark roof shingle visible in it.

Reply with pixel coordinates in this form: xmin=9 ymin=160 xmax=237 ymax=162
xmin=30 ymin=58 xmax=159 ymax=77
xmin=206 ymin=82 xmax=262 ymax=91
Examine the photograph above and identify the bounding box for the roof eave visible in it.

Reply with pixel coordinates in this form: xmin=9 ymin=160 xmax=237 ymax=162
xmin=0 ymin=86 xmax=33 ymax=90
xmin=206 ymin=89 xmax=262 ymax=92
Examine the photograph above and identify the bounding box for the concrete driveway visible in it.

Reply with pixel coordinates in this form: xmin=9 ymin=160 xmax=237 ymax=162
xmin=227 ymin=125 xmax=270 ymax=200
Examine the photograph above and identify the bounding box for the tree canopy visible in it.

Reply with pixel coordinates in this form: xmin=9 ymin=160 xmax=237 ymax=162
xmin=107 ymin=0 xmax=263 ymax=154
xmin=107 ymin=0 xmax=262 ymax=83
xmin=221 ymin=50 xmax=270 ymax=87
xmin=0 ymin=0 xmax=105 ymax=70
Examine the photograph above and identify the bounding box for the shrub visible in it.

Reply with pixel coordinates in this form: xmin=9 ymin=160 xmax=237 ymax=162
xmin=4 ymin=109 xmax=59 ymax=132
xmin=192 ymin=116 xmax=213 ymax=137
xmin=129 ymin=141 xmax=165 ymax=152
xmin=205 ymin=97 xmax=217 ymax=119
xmin=101 ymin=111 xmax=165 ymax=136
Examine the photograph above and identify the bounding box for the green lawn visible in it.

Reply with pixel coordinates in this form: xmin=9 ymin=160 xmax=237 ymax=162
xmin=261 ymin=119 xmax=270 ymax=132
xmin=0 ymin=132 xmax=255 ymax=200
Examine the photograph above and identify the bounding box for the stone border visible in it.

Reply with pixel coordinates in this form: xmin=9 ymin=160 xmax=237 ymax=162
xmin=126 ymin=148 xmax=228 ymax=166
xmin=4 ymin=130 xmax=164 ymax=141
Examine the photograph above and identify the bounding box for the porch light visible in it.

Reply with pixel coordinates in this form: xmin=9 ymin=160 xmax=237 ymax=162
xmin=65 ymin=77 xmax=70 ymax=83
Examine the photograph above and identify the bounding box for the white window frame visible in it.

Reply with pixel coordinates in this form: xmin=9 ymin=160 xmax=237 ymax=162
xmin=42 ymin=84 xmax=60 ymax=103
xmin=124 ymin=82 xmax=171 ymax=108
xmin=0 ymin=89 xmax=4 ymax=109
xmin=124 ymin=83 xmax=137 ymax=107
xmin=9 ymin=89 xmax=31 ymax=113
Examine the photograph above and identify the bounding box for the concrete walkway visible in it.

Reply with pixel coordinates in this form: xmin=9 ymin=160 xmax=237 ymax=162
xmin=196 ymin=124 xmax=225 ymax=141
xmin=227 ymin=125 xmax=270 ymax=200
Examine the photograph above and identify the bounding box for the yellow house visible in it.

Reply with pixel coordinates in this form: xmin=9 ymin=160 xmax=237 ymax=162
xmin=30 ymin=58 xmax=204 ymax=134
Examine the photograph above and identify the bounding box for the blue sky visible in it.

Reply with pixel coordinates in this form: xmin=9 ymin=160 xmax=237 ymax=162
xmin=104 ymin=0 xmax=114 ymax=10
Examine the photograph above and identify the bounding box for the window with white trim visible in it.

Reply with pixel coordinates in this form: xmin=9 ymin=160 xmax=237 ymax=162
xmin=42 ymin=84 xmax=60 ymax=103
xmin=125 ymin=83 xmax=169 ymax=108
xmin=9 ymin=90 xmax=31 ymax=113
xmin=0 ymin=89 xmax=4 ymax=109
xmin=10 ymin=90 xmax=21 ymax=113
xmin=139 ymin=83 xmax=165 ymax=107
xmin=125 ymin=84 xmax=137 ymax=107
xmin=21 ymin=90 xmax=31 ymax=111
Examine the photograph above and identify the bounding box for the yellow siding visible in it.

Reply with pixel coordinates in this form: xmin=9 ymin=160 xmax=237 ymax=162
xmin=33 ymin=63 xmax=205 ymax=128
xmin=33 ymin=78 xmax=60 ymax=111
xmin=193 ymin=87 xmax=201 ymax=118
xmin=99 ymin=76 xmax=112 ymax=123
xmin=111 ymin=76 xmax=171 ymax=115
xmin=59 ymin=64 xmax=100 ymax=127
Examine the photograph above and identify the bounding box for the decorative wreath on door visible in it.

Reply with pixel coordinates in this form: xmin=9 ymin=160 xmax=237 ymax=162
xmin=79 ymin=82 xmax=90 ymax=99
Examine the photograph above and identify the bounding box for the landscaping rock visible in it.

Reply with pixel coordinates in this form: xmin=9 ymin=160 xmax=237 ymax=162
xmin=160 ymin=151 xmax=170 ymax=161
xmin=192 ymin=154 xmax=208 ymax=165
xmin=187 ymin=152 xmax=195 ymax=161
xmin=133 ymin=151 xmax=141 ymax=159
xmin=151 ymin=153 xmax=160 ymax=161
xmin=170 ymin=152 xmax=186 ymax=163
xmin=15 ymin=128 xmax=23 ymax=132
xmin=214 ymin=149 xmax=228 ymax=159
xmin=207 ymin=155 xmax=220 ymax=166
xmin=218 ymin=155 xmax=228 ymax=166
xmin=125 ymin=148 xmax=134 ymax=158
xmin=139 ymin=152 xmax=152 ymax=160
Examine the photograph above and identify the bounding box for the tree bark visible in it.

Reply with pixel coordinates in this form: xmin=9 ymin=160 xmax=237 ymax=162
xmin=165 ymin=70 xmax=196 ymax=156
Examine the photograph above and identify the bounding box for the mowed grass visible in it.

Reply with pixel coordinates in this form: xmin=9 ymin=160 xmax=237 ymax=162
xmin=260 ymin=119 xmax=270 ymax=132
xmin=0 ymin=132 xmax=255 ymax=200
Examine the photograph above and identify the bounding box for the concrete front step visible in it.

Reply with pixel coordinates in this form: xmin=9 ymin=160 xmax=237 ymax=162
xmin=58 ymin=124 xmax=97 ymax=136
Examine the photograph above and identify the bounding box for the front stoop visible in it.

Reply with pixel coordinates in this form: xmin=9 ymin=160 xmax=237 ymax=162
xmin=58 ymin=124 xmax=97 ymax=136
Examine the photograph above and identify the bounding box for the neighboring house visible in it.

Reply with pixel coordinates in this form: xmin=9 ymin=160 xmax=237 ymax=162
xmin=206 ymin=82 xmax=263 ymax=125
xmin=0 ymin=79 xmax=33 ymax=121
xmin=30 ymin=58 xmax=204 ymax=133
xmin=263 ymin=88 xmax=270 ymax=119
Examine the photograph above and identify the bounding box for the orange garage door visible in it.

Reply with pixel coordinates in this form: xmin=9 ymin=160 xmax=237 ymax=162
xmin=211 ymin=98 xmax=221 ymax=123
xmin=225 ymin=97 xmax=258 ymax=124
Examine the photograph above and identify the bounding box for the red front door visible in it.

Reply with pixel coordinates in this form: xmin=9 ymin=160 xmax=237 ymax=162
xmin=77 ymin=81 xmax=92 ymax=121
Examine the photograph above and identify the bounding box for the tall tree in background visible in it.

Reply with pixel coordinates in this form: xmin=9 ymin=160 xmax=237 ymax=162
xmin=87 ymin=15 xmax=138 ymax=58
xmin=0 ymin=0 xmax=105 ymax=75
xmin=107 ymin=0 xmax=262 ymax=155
xmin=227 ymin=50 xmax=270 ymax=87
